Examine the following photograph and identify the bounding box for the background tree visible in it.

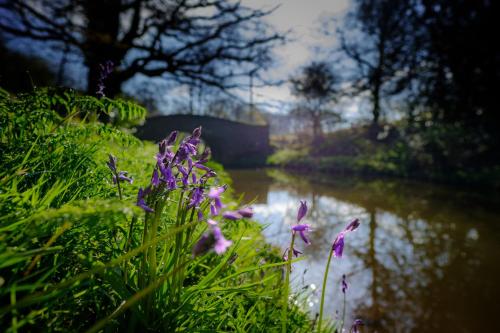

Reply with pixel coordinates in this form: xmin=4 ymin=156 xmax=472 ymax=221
xmin=0 ymin=0 xmax=282 ymax=98
xmin=290 ymin=62 xmax=340 ymax=142
xmin=335 ymin=0 xmax=416 ymax=126
xmin=414 ymin=0 xmax=499 ymax=136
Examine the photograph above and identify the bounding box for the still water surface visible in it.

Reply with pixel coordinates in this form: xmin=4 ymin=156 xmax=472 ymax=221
xmin=227 ymin=169 xmax=500 ymax=333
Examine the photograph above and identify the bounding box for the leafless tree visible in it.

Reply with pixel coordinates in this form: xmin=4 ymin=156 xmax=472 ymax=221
xmin=0 ymin=0 xmax=283 ymax=99
xmin=290 ymin=61 xmax=341 ymax=142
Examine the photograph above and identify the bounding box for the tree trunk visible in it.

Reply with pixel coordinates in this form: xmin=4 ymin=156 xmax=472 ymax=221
xmin=83 ymin=0 xmax=124 ymax=121
xmin=83 ymin=0 xmax=122 ymax=97
xmin=372 ymin=84 xmax=381 ymax=125
xmin=312 ymin=113 xmax=323 ymax=144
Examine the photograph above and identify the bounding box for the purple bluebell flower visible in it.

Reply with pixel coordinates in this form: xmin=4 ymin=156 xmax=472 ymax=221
xmin=177 ymin=164 xmax=189 ymax=187
xmin=194 ymin=163 xmax=211 ymax=172
xmin=191 ymin=126 xmax=202 ymax=139
xmin=208 ymin=186 xmax=225 ymax=199
xmin=198 ymin=147 xmax=211 ymax=163
xmin=151 ymin=169 xmax=160 ymax=187
xmin=176 ymin=136 xmax=198 ymax=162
xmin=292 ymin=224 xmax=311 ymax=245
xmin=189 ymin=187 xmax=204 ymax=208
xmin=157 ymin=144 xmax=174 ymax=165
xmin=342 ymin=274 xmax=348 ymax=294
xmin=222 ymin=210 xmax=243 ymax=220
xmin=192 ymin=233 xmax=211 ymax=257
xmin=106 ymin=154 xmax=117 ymax=172
xmin=332 ymin=232 xmax=345 ymax=257
xmin=202 ymin=170 xmax=217 ymax=179
xmin=210 ymin=204 xmax=218 ymax=216
xmin=350 ymin=319 xmax=363 ymax=333
xmin=208 ymin=186 xmax=225 ymax=216
xmin=137 ymin=187 xmax=154 ymax=212
xmin=282 ymin=247 xmax=303 ymax=261
xmin=237 ymin=207 xmax=254 ymax=218
xmin=297 ymin=200 xmax=308 ymax=222
xmin=213 ymin=226 xmax=232 ymax=254
xmin=332 ymin=219 xmax=360 ymax=258
xmin=191 ymin=172 xmax=197 ymax=184
xmin=113 ymin=171 xmax=133 ymax=184
xmin=166 ymin=130 xmax=178 ymax=146
xmin=159 ymin=164 xmax=176 ymax=190
xmin=192 ymin=225 xmax=232 ymax=257
xmin=96 ymin=60 xmax=114 ymax=98
xmin=207 ymin=219 xmax=217 ymax=226
xmin=158 ymin=139 xmax=168 ymax=157
xmin=345 ymin=218 xmax=360 ymax=232
xmin=197 ymin=210 xmax=204 ymax=221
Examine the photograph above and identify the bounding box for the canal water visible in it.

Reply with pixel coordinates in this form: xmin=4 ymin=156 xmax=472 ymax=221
xmin=227 ymin=169 xmax=500 ymax=333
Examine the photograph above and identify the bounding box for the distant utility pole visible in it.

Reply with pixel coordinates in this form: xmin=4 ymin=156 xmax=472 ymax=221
xmin=249 ymin=69 xmax=257 ymax=113
xmin=189 ymin=84 xmax=194 ymax=114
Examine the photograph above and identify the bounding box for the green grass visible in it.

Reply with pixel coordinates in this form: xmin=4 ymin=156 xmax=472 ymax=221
xmin=0 ymin=88 xmax=313 ymax=332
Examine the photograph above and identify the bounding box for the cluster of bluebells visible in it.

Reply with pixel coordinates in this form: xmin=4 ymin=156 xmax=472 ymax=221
xmin=332 ymin=218 xmax=360 ymax=258
xmin=133 ymin=127 xmax=254 ymax=256
xmin=96 ymin=60 xmax=114 ymax=98
xmin=284 ymin=200 xmax=311 ymax=260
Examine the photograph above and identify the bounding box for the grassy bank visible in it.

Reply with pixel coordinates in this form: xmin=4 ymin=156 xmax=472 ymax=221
xmin=269 ymin=124 xmax=500 ymax=189
xmin=0 ymin=89 xmax=312 ymax=332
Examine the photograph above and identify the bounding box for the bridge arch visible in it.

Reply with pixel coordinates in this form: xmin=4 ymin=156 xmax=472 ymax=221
xmin=135 ymin=114 xmax=272 ymax=167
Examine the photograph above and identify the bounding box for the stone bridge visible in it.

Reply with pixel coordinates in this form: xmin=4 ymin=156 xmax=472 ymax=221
xmin=135 ymin=114 xmax=272 ymax=167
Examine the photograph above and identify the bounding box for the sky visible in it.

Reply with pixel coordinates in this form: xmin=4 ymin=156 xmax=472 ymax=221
xmin=240 ymin=0 xmax=351 ymax=113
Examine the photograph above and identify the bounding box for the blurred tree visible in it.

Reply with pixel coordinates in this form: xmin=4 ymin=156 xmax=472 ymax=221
xmin=0 ymin=43 xmax=55 ymax=92
xmin=335 ymin=0 xmax=417 ymax=126
xmin=290 ymin=62 xmax=341 ymax=142
xmin=414 ymin=0 xmax=498 ymax=136
xmin=0 ymin=0 xmax=282 ymax=100
xmin=337 ymin=0 xmax=499 ymax=139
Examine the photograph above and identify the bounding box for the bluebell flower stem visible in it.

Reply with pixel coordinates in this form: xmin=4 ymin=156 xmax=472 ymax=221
xmin=145 ymin=200 xmax=164 ymax=320
xmin=318 ymin=248 xmax=334 ymax=332
xmin=341 ymin=292 xmax=346 ymax=333
xmin=177 ymin=207 xmax=196 ymax=291
xmin=282 ymin=232 xmax=295 ymax=333
xmin=123 ymin=215 xmax=137 ymax=284
xmin=171 ymin=192 xmax=185 ymax=303
xmin=115 ymin=174 xmax=123 ymax=200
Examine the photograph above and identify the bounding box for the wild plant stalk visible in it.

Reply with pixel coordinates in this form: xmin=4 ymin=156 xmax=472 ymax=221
xmin=318 ymin=219 xmax=360 ymax=332
xmin=171 ymin=191 xmax=186 ymax=304
xmin=145 ymin=199 xmax=165 ymax=320
xmin=341 ymin=290 xmax=347 ymax=332
xmin=115 ymin=174 xmax=123 ymax=200
xmin=282 ymin=201 xmax=310 ymax=333
xmin=123 ymin=216 xmax=137 ymax=284
xmin=281 ymin=232 xmax=296 ymax=333
xmin=318 ymin=247 xmax=334 ymax=332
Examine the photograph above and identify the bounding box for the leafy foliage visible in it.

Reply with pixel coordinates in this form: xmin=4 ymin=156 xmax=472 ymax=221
xmin=0 ymin=88 xmax=311 ymax=332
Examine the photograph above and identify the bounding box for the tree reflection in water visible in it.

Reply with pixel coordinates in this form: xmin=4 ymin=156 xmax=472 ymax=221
xmin=228 ymin=169 xmax=500 ymax=333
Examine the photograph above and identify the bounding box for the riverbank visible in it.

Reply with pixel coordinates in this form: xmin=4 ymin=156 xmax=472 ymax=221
xmin=0 ymin=89 xmax=312 ymax=332
xmin=268 ymin=124 xmax=500 ymax=190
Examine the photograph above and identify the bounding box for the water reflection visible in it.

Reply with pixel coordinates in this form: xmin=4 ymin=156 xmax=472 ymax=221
xmin=227 ymin=169 xmax=500 ymax=333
